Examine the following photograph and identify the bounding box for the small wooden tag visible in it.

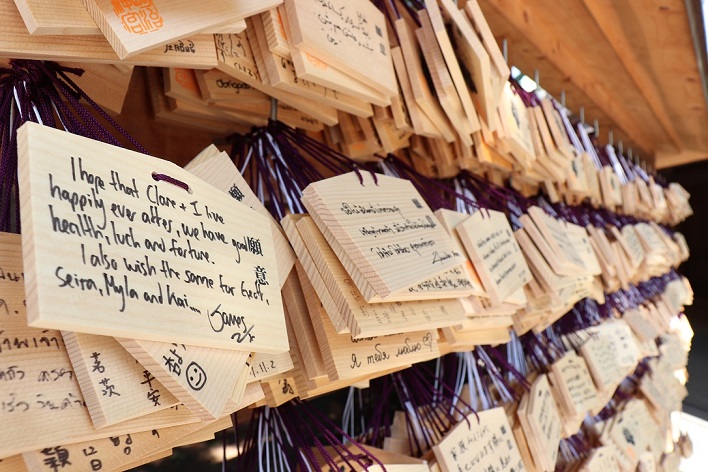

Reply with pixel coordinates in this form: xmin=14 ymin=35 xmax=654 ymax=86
xmin=548 ymin=351 xmax=599 ymax=432
xmin=602 ymin=400 xmax=655 ymax=471
xmin=579 ymin=446 xmax=621 ymax=472
xmin=592 ymin=321 xmax=641 ymax=375
xmin=15 ymin=0 xmax=101 ymax=36
xmin=433 ymin=407 xmax=525 ymax=472
xmin=277 ymin=2 xmax=390 ymax=106
xmin=261 ymin=376 xmax=298 ymax=407
xmin=565 ymin=222 xmax=602 ymax=275
xmin=464 ymin=0 xmax=510 ymax=97
xmin=527 ymin=206 xmax=588 ymax=274
xmin=517 ymin=374 xmax=562 ymax=471
xmin=578 ymin=330 xmax=625 ymax=394
xmin=260 ymin=7 xmax=290 ymax=58
xmin=247 ymin=351 xmax=294 ymax=383
xmin=195 ymin=69 xmax=268 ymax=103
xmin=117 ymin=338 xmax=249 ymax=421
xmin=497 ymin=83 xmax=535 ymax=167
xmin=60 ymin=62 xmax=134 ymax=115
xmin=297 ymin=260 xmax=440 ymax=381
xmin=598 ymin=167 xmax=623 ymax=209
xmin=456 ymin=209 xmax=532 ymax=304
xmin=623 ymin=308 xmax=661 ymax=343
xmin=62 ymin=331 xmax=179 ymax=428
xmin=416 ymin=11 xmax=474 ymax=146
xmin=395 ymin=18 xmax=456 ymax=142
xmin=280 ymin=270 xmax=328 ymax=382
xmin=18 ymin=123 xmax=286 ymax=353
xmin=435 ymin=0 xmax=488 ymax=130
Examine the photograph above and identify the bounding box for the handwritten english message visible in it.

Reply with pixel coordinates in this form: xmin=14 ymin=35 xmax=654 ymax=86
xmin=19 ymin=123 xmax=286 ymax=353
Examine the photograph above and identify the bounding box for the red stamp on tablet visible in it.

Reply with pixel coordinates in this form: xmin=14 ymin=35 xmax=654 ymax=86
xmin=111 ymin=0 xmax=164 ymax=35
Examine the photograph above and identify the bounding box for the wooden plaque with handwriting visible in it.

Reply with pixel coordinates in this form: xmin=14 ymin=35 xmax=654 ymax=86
xmin=247 ymin=351 xmax=294 ymax=384
xmin=247 ymin=15 xmax=374 ymax=118
xmin=302 ymin=172 xmax=476 ymax=302
xmin=297 ymin=259 xmax=440 ymax=381
xmin=579 ymin=446 xmax=621 ymax=472
xmin=195 ymin=69 xmax=268 ymax=103
xmin=433 ymin=407 xmax=524 ymax=472
xmin=416 ymin=12 xmax=474 ymax=146
xmin=527 ymin=206 xmax=587 ymax=274
xmin=497 ymin=83 xmax=535 ymax=167
xmin=284 ymin=214 xmax=466 ymax=338
xmin=548 ymin=351 xmax=599 ymax=434
xmin=18 ymin=123 xmax=286 ymax=354
xmin=276 ymin=2 xmax=390 ymax=106
xmin=578 ymin=331 xmax=625 ymax=394
xmin=281 ymin=270 xmax=328 ymax=383
xmin=434 ymin=208 xmax=492 ymax=298
xmin=456 ymin=209 xmax=531 ymax=304
xmin=184 ymin=146 xmax=296 ymax=288
xmin=21 ymin=423 xmax=198 ymax=472
xmin=435 ymin=0 xmax=489 ymax=129
xmin=214 ymin=32 xmax=339 ymax=126
xmin=283 ymin=0 xmax=397 ymax=97
xmin=394 ymin=18 xmax=455 ymax=142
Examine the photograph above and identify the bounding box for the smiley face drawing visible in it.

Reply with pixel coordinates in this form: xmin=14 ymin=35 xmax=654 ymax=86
xmin=186 ymin=361 xmax=207 ymax=391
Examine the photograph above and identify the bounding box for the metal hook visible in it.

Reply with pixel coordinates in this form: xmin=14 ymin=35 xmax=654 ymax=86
xmin=618 ymin=140 xmax=623 ymax=155
xmin=579 ymin=106 xmax=585 ymax=124
xmin=593 ymin=119 xmax=599 ymax=137
xmin=502 ymin=38 xmax=508 ymax=63
xmin=270 ymin=97 xmax=278 ymax=121
xmin=608 ymin=129 xmax=613 ymax=146
xmin=560 ymin=90 xmax=566 ymax=109
xmin=534 ymin=69 xmax=540 ymax=89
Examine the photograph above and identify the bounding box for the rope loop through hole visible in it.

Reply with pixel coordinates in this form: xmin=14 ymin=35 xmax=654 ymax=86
xmin=151 ymin=172 xmax=192 ymax=194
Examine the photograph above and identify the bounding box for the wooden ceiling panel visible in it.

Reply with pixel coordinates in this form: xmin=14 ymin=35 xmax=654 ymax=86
xmin=478 ymin=0 xmax=651 ymax=156
xmin=617 ymin=0 xmax=708 ymax=154
xmin=581 ymin=0 xmax=683 ymax=154
xmin=480 ymin=0 xmax=664 ymax=149
xmin=478 ymin=0 xmax=708 ymax=168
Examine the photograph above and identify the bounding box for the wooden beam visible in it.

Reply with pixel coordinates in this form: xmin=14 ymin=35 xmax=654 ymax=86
xmin=656 ymin=149 xmax=708 ymax=169
xmin=617 ymin=0 xmax=708 ymax=155
xmin=479 ymin=0 xmax=657 ymax=152
xmin=685 ymin=0 xmax=708 ymax=110
xmin=581 ymin=0 xmax=682 ymax=153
